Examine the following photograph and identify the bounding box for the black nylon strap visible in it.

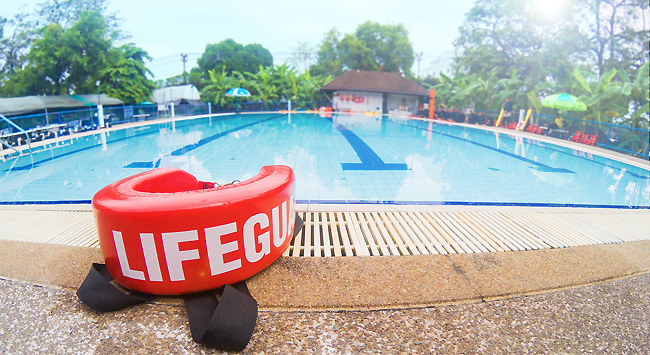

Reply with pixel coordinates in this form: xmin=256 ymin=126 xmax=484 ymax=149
xmin=183 ymin=282 xmax=258 ymax=351
xmin=181 ymin=213 xmax=303 ymax=351
xmin=293 ymin=211 xmax=305 ymax=242
xmin=76 ymin=263 xmax=154 ymax=312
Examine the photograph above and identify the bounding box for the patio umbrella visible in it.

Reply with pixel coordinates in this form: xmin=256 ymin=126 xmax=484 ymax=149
xmin=225 ymin=88 xmax=251 ymax=97
xmin=541 ymin=93 xmax=587 ymax=112
xmin=225 ymin=88 xmax=251 ymax=112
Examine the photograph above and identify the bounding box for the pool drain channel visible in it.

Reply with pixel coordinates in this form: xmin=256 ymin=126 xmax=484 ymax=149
xmin=287 ymin=210 xmax=649 ymax=257
xmin=0 ymin=208 xmax=648 ymax=255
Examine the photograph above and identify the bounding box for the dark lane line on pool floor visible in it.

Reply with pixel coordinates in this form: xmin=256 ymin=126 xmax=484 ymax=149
xmin=325 ymin=117 xmax=408 ymax=171
xmin=125 ymin=114 xmax=285 ymax=168
xmin=398 ymin=120 xmax=576 ymax=174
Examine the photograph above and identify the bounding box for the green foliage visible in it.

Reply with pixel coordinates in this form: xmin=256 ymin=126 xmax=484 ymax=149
xmin=99 ymin=44 xmax=156 ymax=104
xmin=0 ymin=2 xmax=153 ymax=103
xmin=577 ymin=0 xmax=648 ymax=76
xmin=200 ymin=64 xmax=329 ymax=106
xmin=196 ymin=39 xmax=273 ymax=78
xmin=354 ymin=21 xmax=414 ymax=75
xmin=435 ymin=0 xmax=648 ymax=130
xmin=7 ymin=11 xmax=111 ymax=95
xmin=36 ymin=0 xmax=118 ymax=32
xmin=414 ymin=75 xmax=440 ymax=90
xmin=0 ymin=12 xmax=34 ymax=78
xmin=339 ymin=34 xmax=378 ymax=72
xmin=200 ymin=67 xmax=243 ymax=106
xmin=310 ymin=29 xmax=343 ymax=77
xmin=311 ymin=22 xmax=415 ymax=76
xmin=453 ymin=0 xmax=582 ymax=96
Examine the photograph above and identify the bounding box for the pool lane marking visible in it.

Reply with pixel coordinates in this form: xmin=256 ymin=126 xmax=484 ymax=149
xmin=125 ymin=114 xmax=284 ymax=168
xmin=399 ymin=120 xmax=576 ymax=174
xmin=326 ymin=117 xmax=408 ymax=171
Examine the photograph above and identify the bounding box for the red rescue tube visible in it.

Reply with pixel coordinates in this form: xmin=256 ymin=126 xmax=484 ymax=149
xmin=92 ymin=165 xmax=296 ymax=295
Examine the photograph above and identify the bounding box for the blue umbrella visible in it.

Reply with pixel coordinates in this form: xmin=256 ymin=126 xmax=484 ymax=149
xmin=225 ymin=88 xmax=251 ymax=97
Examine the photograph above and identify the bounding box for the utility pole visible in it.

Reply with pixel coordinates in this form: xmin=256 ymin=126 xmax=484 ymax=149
xmin=415 ymin=52 xmax=423 ymax=78
xmin=181 ymin=53 xmax=188 ymax=84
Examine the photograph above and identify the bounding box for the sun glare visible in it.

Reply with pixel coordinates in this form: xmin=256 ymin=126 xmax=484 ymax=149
xmin=532 ymin=0 xmax=570 ymax=20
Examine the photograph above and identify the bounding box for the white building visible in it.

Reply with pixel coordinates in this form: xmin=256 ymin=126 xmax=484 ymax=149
xmin=320 ymin=70 xmax=428 ymax=116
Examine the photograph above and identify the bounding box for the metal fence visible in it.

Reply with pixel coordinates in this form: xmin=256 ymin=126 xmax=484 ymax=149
xmin=528 ymin=113 xmax=649 ymax=159
xmin=473 ymin=109 xmax=649 ymax=160
xmin=2 ymin=102 xmax=647 ymax=160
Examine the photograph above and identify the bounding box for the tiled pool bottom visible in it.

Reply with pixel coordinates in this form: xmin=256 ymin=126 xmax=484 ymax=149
xmin=2 ymin=113 xmax=649 ymax=207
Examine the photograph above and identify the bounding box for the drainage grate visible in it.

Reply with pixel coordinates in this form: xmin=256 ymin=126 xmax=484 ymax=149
xmin=0 ymin=209 xmax=99 ymax=247
xmin=0 ymin=208 xmax=648 ymax=255
xmin=284 ymin=210 xmax=650 ymax=257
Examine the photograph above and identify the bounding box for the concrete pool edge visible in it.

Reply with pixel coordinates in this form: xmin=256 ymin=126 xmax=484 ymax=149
xmin=1 ymin=238 xmax=648 ymax=311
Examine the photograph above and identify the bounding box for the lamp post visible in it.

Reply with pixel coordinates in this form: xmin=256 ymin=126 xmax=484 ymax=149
xmin=96 ymin=80 xmax=105 ymax=127
xmin=181 ymin=53 xmax=188 ymax=84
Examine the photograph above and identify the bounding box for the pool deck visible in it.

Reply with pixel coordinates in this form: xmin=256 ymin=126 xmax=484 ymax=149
xmin=1 ymin=203 xmax=649 ymax=353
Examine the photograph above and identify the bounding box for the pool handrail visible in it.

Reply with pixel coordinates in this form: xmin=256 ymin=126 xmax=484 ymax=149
xmin=0 ymin=113 xmax=33 ymax=161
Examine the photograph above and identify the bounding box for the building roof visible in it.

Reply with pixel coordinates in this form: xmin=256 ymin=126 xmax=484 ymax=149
xmin=321 ymin=70 xmax=428 ymax=96
xmin=0 ymin=94 xmax=123 ymax=116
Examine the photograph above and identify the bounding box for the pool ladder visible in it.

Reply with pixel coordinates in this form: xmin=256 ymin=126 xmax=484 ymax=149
xmin=0 ymin=113 xmax=34 ymax=163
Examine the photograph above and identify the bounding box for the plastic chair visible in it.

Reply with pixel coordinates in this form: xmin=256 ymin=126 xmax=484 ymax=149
xmin=587 ymin=135 xmax=597 ymax=146
xmin=570 ymin=131 xmax=582 ymax=142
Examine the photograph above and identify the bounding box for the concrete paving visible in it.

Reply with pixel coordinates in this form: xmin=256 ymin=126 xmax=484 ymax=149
xmin=1 ymin=273 xmax=648 ymax=354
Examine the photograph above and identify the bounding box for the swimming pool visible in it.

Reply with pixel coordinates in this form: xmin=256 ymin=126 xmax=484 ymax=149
xmin=1 ymin=112 xmax=649 ymax=207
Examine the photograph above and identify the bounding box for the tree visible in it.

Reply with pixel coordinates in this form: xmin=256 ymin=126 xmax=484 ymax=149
xmin=310 ymin=29 xmax=343 ymax=77
xmin=453 ymin=0 xmax=583 ymax=95
xmin=196 ymin=39 xmax=273 ymax=77
xmin=339 ymin=34 xmax=378 ymax=71
xmin=36 ymin=0 xmax=119 ymax=35
xmin=618 ymin=62 xmax=649 ymax=129
xmin=0 ymin=13 xmax=34 ymax=80
xmin=310 ymin=22 xmax=415 ymax=77
xmin=99 ymin=44 xmax=156 ymax=104
xmin=447 ymin=0 xmax=647 ymax=125
xmin=1 ymin=1 xmax=154 ymax=101
xmin=578 ymin=0 xmax=648 ymax=77
xmin=200 ymin=64 xmax=329 ymax=106
xmin=200 ymin=67 xmax=243 ymax=106
xmin=354 ymin=21 xmax=414 ymax=75
xmin=15 ymin=11 xmax=112 ymax=95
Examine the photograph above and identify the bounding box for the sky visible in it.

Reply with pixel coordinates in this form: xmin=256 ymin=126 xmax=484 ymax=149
xmin=1 ymin=0 xmax=477 ymax=80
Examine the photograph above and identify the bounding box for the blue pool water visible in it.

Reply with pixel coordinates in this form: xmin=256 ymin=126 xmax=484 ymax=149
xmin=1 ymin=112 xmax=649 ymax=207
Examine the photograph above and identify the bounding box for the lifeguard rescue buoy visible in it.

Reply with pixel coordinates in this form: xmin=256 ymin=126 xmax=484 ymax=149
xmin=92 ymin=165 xmax=296 ymax=295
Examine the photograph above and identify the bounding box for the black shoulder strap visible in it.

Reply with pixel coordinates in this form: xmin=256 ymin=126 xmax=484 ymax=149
xmin=183 ymin=282 xmax=257 ymax=352
xmin=76 ymin=263 xmax=154 ymax=312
